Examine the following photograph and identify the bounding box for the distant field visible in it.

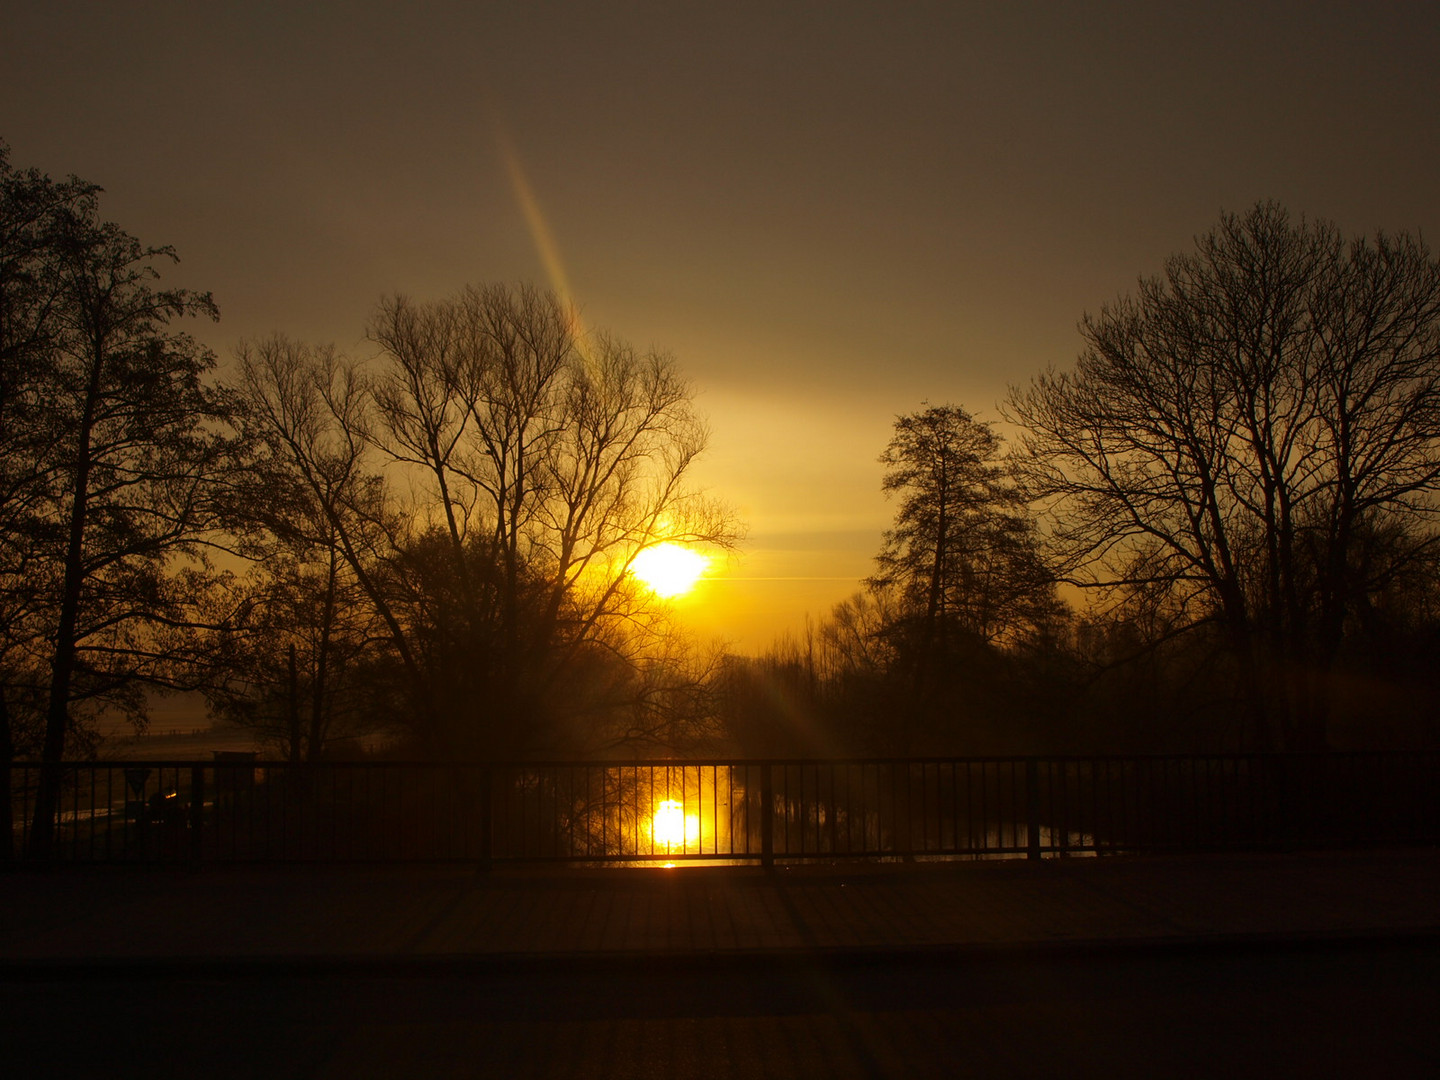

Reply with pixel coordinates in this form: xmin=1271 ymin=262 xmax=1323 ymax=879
xmin=91 ymin=692 xmax=268 ymax=761
xmin=100 ymin=727 xmax=266 ymax=761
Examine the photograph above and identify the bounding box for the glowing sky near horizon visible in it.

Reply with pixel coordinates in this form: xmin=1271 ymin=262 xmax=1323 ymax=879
xmin=4 ymin=1 xmax=1438 ymax=651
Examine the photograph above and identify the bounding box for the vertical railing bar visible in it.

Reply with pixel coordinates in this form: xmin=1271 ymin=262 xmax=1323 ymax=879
xmin=1058 ymin=759 xmax=1068 ymax=855
xmin=821 ymin=763 xmax=829 ymax=855
xmin=559 ymin=765 xmax=567 ymax=859
xmin=800 ymin=764 xmax=809 ymax=856
xmin=983 ymin=760 xmax=991 ymax=854
xmin=825 ymin=763 xmax=832 ymax=854
xmin=856 ymin=763 xmax=864 ymax=853
xmin=104 ymin=766 xmax=113 ymax=862
xmin=963 ymin=762 xmax=972 ymax=854
xmin=597 ymin=765 xmax=605 ymax=859
xmin=189 ymin=765 xmax=204 ymax=867
xmin=922 ymin=762 xmax=931 ymax=854
xmin=282 ymin=762 xmax=291 ymax=862
xmin=782 ymin=764 xmax=790 ymax=858
xmin=995 ymin=761 xmax=1004 ymax=853
xmin=64 ymin=765 xmax=74 ymax=862
xmin=810 ymin=763 xmax=818 ymax=855
xmin=945 ymin=760 xmax=954 ymax=854
xmin=801 ymin=763 xmax=808 ymax=856
xmin=1007 ymin=759 xmax=1017 ymax=853
xmin=818 ymin=763 xmax=826 ymax=854
xmin=519 ymin=765 xmax=529 ymax=860
xmin=746 ymin=764 xmax=755 ymax=857
xmin=1049 ymin=758 xmax=1057 ymax=856
xmin=799 ymin=763 xmax=806 ymax=856
xmin=832 ymin=763 xmax=841 ymax=855
xmin=881 ymin=766 xmax=892 ymax=858
xmin=939 ymin=762 xmax=948 ymax=853
xmin=797 ymin=762 xmax=804 ymax=857
xmin=842 ymin=763 xmax=852 ymax=854
xmin=87 ymin=765 xmax=96 ymax=862
xmin=971 ymin=762 xmax=981 ymax=854
xmin=1025 ymin=758 xmax=1040 ymax=860
xmin=760 ymin=762 xmax=774 ymax=868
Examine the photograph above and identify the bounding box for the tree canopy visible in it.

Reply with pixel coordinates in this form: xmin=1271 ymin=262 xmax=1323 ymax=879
xmin=233 ymin=284 xmax=740 ymax=759
xmin=0 ymin=142 xmax=237 ymax=856
xmin=1007 ymin=201 xmax=1440 ymax=750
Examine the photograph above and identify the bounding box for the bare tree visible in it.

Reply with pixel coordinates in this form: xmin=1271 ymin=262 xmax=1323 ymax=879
xmin=243 ymin=285 xmax=739 ymax=757
xmin=229 ymin=336 xmax=407 ymax=757
xmin=1007 ymin=202 xmax=1440 ymax=750
xmin=0 ymin=144 xmax=100 ymax=857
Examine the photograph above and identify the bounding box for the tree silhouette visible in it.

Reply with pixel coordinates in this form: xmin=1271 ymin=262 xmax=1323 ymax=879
xmin=872 ymin=405 xmax=1056 ymax=645
xmin=235 ymin=285 xmax=739 ymax=757
xmin=728 ymin=406 xmax=1066 ymax=757
xmin=0 ymin=144 xmax=101 ymax=857
xmin=0 ymin=145 xmax=237 ymax=856
xmin=225 ymin=336 xmax=394 ymax=760
xmin=1008 ymin=202 xmax=1440 ymax=751
xmin=867 ymin=404 xmax=1060 ymax=749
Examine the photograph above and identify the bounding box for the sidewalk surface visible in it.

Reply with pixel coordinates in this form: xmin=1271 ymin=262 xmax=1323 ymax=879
xmin=5 ymin=848 xmax=1438 ymax=968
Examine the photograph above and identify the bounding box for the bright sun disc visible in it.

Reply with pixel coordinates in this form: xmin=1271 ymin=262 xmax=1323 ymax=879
xmin=630 ymin=543 xmax=708 ymax=598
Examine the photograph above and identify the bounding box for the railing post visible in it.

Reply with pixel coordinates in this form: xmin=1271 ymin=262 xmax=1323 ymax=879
xmin=478 ymin=765 xmax=493 ymax=872
xmin=1026 ymin=758 xmax=1042 ymax=861
xmin=189 ymin=764 xmax=205 ymax=868
xmin=761 ymin=763 xmax=774 ymax=870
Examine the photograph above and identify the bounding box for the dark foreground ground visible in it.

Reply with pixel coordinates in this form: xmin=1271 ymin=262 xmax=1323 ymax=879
xmin=6 ymin=941 xmax=1440 ymax=1078
xmin=4 ymin=850 xmax=1439 ymax=1077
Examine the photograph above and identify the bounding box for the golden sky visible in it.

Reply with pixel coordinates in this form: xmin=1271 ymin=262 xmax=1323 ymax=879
xmin=5 ymin=2 xmax=1439 ymax=651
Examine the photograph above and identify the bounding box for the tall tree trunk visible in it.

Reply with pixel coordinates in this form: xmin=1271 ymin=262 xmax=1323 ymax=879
xmin=307 ymin=554 xmax=338 ymax=762
xmin=28 ymin=358 xmax=100 ymax=860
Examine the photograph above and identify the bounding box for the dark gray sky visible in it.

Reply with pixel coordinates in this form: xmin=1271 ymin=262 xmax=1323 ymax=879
xmin=6 ymin=1 xmax=1438 ymax=648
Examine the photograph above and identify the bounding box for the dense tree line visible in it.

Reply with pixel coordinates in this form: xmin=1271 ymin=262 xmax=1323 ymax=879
xmin=720 ymin=408 xmax=1073 ymax=757
xmin=5 ymin=145 xmax=1440 ymax=859
xmin=727 ymin=203 xmax=1440 ymax=757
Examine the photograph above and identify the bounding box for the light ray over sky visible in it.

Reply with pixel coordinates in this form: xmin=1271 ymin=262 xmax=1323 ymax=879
xmin=496 ymin=126 xmax=573 ymax=304
xmin=492 ymin=115 xmax=589 ymax=341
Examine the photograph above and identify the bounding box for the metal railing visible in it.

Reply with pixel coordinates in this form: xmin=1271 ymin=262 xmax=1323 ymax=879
xmin=6 ymin=753 xmax=1439 ymax=865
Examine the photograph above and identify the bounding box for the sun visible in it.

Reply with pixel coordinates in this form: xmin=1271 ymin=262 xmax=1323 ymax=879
xmin=630 ymin=542 xmax=708 ymax=598
xmin=652 ymin=798 xmax=700 ymax=849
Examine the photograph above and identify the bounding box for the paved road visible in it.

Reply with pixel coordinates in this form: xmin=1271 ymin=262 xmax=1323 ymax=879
xmin=7 ymin=850 xmax=1440 ymax=962
xmin=7 ymin=941 xmax=1440 ymax=1078
xmin=4 ymin=851 xmax=1439 ymax=1077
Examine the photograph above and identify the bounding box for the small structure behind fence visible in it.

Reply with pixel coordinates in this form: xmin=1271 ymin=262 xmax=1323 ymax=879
xmin=6 ymin=753 xmax=1439 ymax=866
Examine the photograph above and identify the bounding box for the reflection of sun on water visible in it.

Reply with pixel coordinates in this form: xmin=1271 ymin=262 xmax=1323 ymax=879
xmin=630 ymin=543 xmax=708 ymax=598
xmin=652 ymin=799 xmax=701 ymax=849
